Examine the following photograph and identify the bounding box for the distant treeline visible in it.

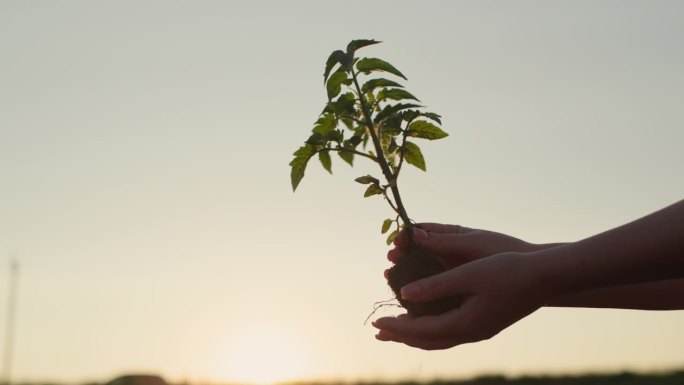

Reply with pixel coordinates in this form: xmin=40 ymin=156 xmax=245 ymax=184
xmin=285 ymin=370 xmax=684 ymax=385
xmin=5 ymin=370 xmax=684 ymax=385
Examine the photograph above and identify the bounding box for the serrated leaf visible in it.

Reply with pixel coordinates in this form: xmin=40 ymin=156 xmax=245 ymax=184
xmin=313 ymin=113 xmax=336 ymax=135
xmin=319 ymin=150 xmax=332 ymax=174
xmin=381 ymin=219 xmax=393 ymax=234
xmin=347 ymin=135 xmax=362 ymax=147
xmin=356 ymin=58 xmax=407 ymax=80
xmin=400 ymin=109 xmax=420 ymax=122
xmin=407 ymin=120 xmax=448 ymax=140
xmin=326 ymin=68 xmax=351 ymax=100
xmin=289 ymin=145 xmax=316 ymax=191
xmin=386 ymin=229 xmax=399 ymax=245
xmin=325 ymin=129 xmax=344 ymax=143
xmin=374 ymin=103 xmax=423 ymax=123
xmin=346 ymin=39 xmax=381 ymax=55
xmin=422 ymin=112 xmax=442 ymax=125
xmin=305 ymin=133 xmax=324 ymax=146
xmin=324 ymin=50 xmax=346 ymax=83
xmin=361 ymin=78 xmax=404 ymax=93
xmin=403 ymin=141 xmax=426 ymax=171
xmin=364 ymin=183 xmax=383 ymax=197
xmin=378 ymin=88 xmax=420 ymax=102
xmin=332 ymin=92 xmax=356 ymax=117
xmin=355 ymin=175 xmax=379 ymax=185
xmin=338 ymin=149 xmax=353 ymax=166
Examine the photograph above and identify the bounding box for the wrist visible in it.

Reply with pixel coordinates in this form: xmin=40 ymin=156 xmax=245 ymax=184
xmin=519 ymin=247 xmax=580 ymax=300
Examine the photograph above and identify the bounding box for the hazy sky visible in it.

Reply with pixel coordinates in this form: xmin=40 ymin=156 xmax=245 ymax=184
xmin=1 ymin=1 xmax=683 ymax=384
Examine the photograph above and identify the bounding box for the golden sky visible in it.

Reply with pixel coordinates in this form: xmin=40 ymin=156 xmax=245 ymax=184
xmin=1 ymin=1 xmax=683 ymax=383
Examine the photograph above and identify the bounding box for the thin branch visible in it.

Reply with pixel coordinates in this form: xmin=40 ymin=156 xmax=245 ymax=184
xmin=351 ymin=69 xmax=412 ymax=227
xmin=394 ymin=117 xmax=416 ymax=180
xmin=382 ymin=187 xmax=400 ymax=215
xmin=327 ymin=146 xmax=377 ymax=162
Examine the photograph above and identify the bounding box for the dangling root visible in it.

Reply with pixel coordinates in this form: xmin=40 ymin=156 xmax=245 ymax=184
xmin=364 ymin=298 xmax=403 ymax=325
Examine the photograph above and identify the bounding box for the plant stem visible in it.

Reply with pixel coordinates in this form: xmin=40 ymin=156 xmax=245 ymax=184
xmin=351 ymin=70 xmax=412 ymax=229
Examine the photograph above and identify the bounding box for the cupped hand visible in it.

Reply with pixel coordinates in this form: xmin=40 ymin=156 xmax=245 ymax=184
xmin=374 ymin=251 xmax=555 ymax=350
xmin=387 ymin=223 xmax=544 ymax=269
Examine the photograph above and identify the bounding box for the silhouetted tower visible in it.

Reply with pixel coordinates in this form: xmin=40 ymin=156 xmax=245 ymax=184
xmin=3 ymin=259 xmax=19 ymax=385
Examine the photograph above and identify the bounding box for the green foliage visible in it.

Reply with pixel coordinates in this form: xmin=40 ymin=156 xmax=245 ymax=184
xmin=364 ymin=184 xmax=383 ymax=197
xmin=355 ymin=175 xmax=380 ymax=185
xmin=407 ymin=120 xmax=448 ymax=140
xmin=318 ymin=151 xmax=332 ymax=173
xmin=290 ymin=39 xmax=449 ymax=238
xmin=386 ymin=229 xmax=399 ymax=245
xmin=289 ymin=145 xmax=316 ymax=191
xmin=361 ymin=78 xmax=404 ymax=93
xmin=356 ymin=57 xmax=407 ymax=80
xmin=403 ymin=141 xmax=426 ymax=171
xmin=381 ymin=219 xmax=393 ymax=234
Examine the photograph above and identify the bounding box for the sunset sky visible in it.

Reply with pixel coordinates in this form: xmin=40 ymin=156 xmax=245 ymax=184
xmin=1 ymin=1 xmax=683 ymax=384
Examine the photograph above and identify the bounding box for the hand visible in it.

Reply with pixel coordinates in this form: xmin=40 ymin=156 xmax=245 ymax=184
xmin=374 ymin=252 xmax=555 ymax=350
xmin=388 ymin=223 xmax=549 ymax=269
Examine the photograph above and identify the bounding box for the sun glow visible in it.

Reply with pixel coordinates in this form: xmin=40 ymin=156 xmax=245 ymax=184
xmin=212 ymin=324 xmax=313 ymax=385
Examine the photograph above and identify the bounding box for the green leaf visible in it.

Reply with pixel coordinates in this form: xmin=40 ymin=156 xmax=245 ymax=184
xmin=356 ymin=58 xmax=407 ymax=80
xmin=347 ymin=135 xmax=362 ymax=147
xmin=407 ymin=120 xmax=448 ymax=140
xmin=381 ymin=219 xmax=393 ymax=234
xmin=374 ymin=103 xmax=422 ymax=123
xmin=326 ymin=68 xmax=351 ymax=100
xmin=378 ymin=88 xmax=419 ymax=102
xmin=386 ymin=229 xmax=399 ymax=245
xmin=313 ymin=113 xmax=336 ymax=135
xmin=355 ymin=175 xmax=379 ymax=185
xmin=364 ymin=183 xmax=383 ymax=197
xmin=305 ymin=133 xmax=324 ymax=146
xmin=331 ymin=92 xmax=356 ymax=117
xmin=346 ymin=39 xmax=381 ymax=55
xmin=325 ymin=129 xmax=344 ymax=143
xmin=422 ymin=112 xmax=442 ymax=125
xmin=319 ymin=150 xmax=332 ymax=174
xmin=361 ymin=78 xmax=404 ymax=93
xmin=324 ymin=50 xmax=346 ymax=83
xmin=338 ymin=149 xmax=354 ymax=166
xmin=403 ymin=141 xmax=426 ymax=171
xmin=289 ymin=145 xmax=316 ymax=191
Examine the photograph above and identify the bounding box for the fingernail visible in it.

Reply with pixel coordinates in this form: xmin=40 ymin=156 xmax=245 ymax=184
xmin=400 ymin=282 xmax=422 ymax=300
xmin=413 ymin=227 xmax=428 ymax=241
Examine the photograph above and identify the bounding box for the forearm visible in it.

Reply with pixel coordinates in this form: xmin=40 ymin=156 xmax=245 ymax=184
xmin=532 ymin=200 xmax=684 ymax=298
xmin=547 ymin=278 xmax=684 ymax=310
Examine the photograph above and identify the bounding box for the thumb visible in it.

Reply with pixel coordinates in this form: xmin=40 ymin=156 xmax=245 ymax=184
xmin=412 ymin=227 xmax=471 ymax=258
xmin=400 ymin=266 xmax=467 ymax=303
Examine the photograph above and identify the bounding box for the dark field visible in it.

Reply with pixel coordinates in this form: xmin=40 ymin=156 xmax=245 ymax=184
xmin=287 ymin=370 xmax=684 ymax=385
xmin=5 ymin=370 xmax=684 ymax=385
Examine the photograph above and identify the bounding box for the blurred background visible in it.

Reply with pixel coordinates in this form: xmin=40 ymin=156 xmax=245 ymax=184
xmin=1 ymin=1 xmax=683 ymax=385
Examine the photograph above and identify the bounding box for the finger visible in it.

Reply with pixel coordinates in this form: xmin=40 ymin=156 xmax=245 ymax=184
xmin=392 ymin=227 xmax=413 ymax=248
xmin=415 ymin=223 xmax=471 ymax=235
xmin=412 ymin=231 xmax=475 ymax=263
xmin=372 ymin=311 xmax=459 ymax=340
xmin=400 ymin=266 xmax=468 ymax=302
xmin=387 ymin=247 xmax=402 ymax=263
xmin=375 ymin=329 xmax=462 ymax=350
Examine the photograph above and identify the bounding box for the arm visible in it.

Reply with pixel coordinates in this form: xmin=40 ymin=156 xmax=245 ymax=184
xmin=549 ymin=279 xmax=684 ymax=310
xmin=374 ymin=200 xmax=684 ymax=349
xmin=537 ymin=199 xmax=684 ymax=294
xmin=388 ymin=206 xmax=684 ymax=310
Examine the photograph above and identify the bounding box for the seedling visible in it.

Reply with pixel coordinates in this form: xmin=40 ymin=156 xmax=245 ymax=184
xmin=290 ymin=39 xmax=460 ymax=316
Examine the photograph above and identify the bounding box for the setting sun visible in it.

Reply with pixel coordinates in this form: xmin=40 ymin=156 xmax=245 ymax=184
xmin=212 ymin=324 xmax=313 ymax=385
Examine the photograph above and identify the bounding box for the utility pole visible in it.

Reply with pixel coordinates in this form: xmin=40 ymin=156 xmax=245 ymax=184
xmin=3 ymin=259 xmax=19 ymax=385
